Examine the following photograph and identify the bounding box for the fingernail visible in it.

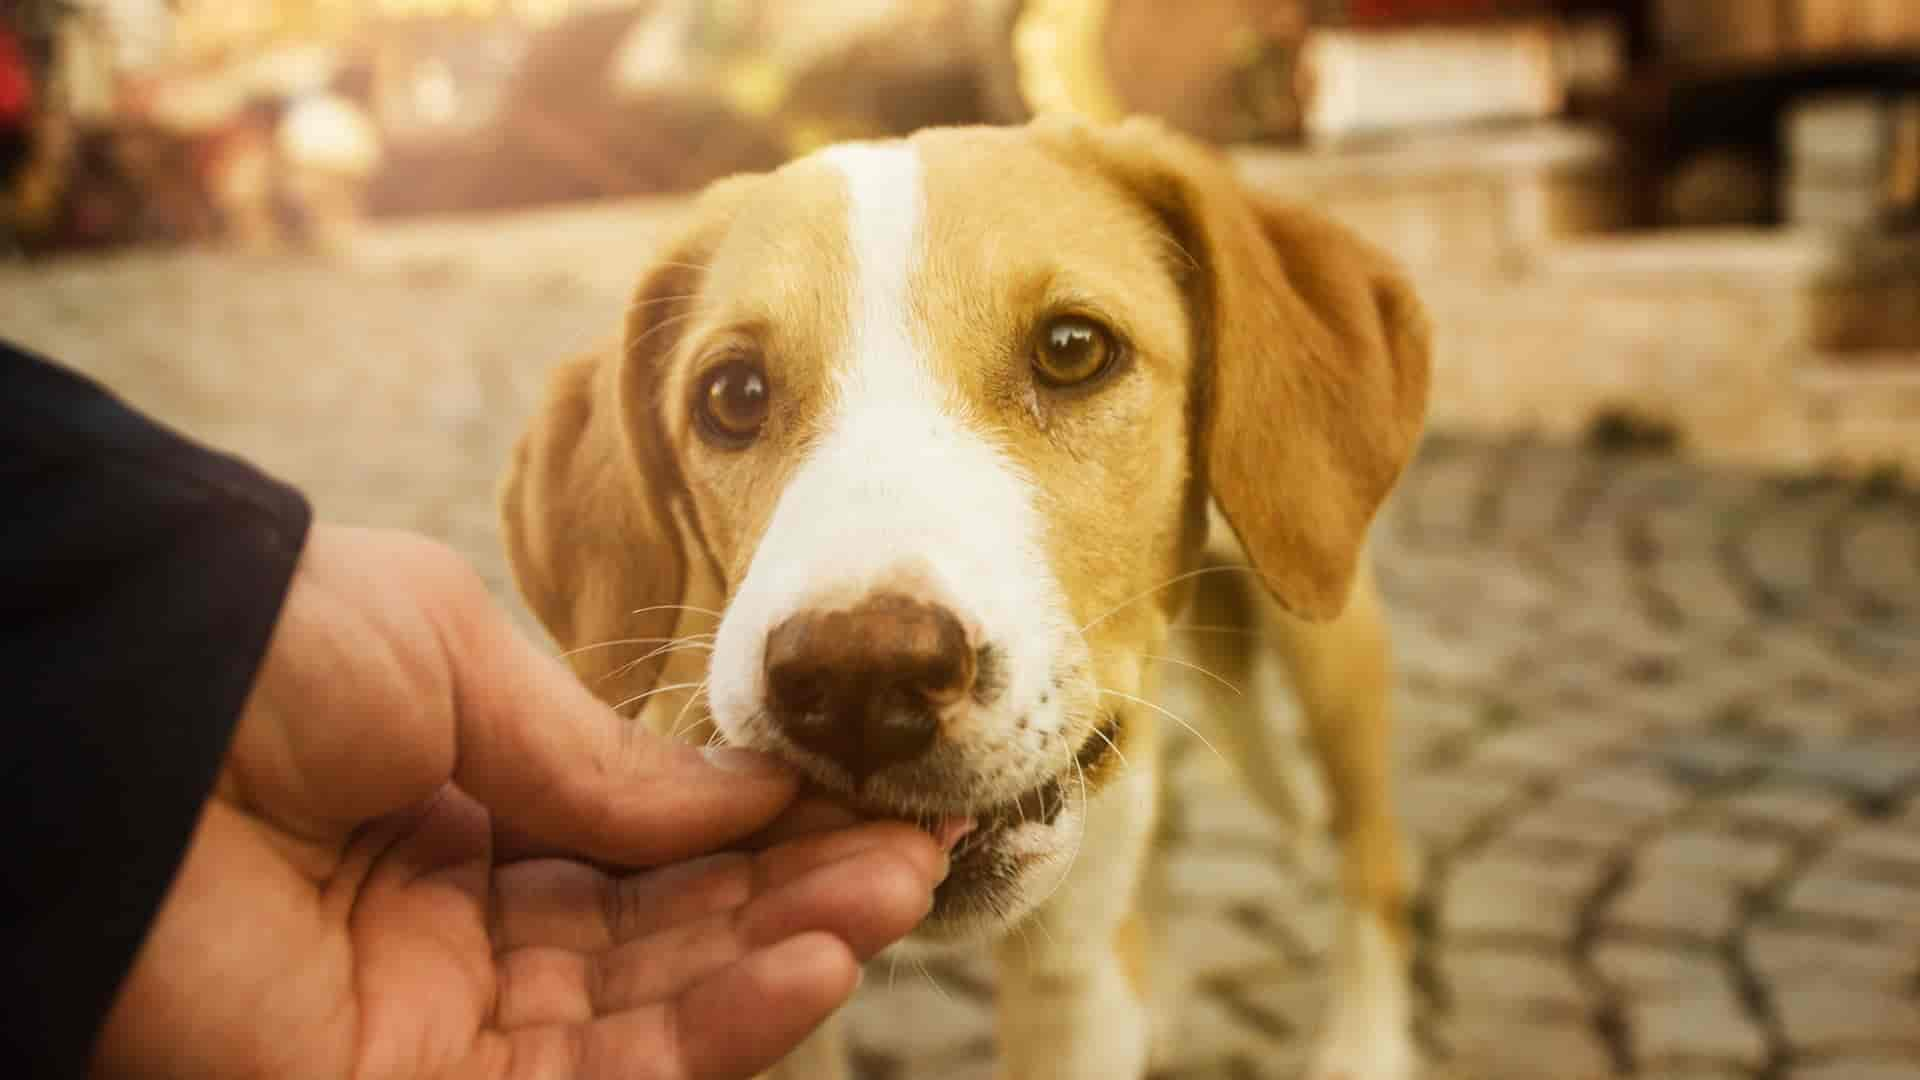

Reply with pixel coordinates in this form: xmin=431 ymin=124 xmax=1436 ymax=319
xmin=700 ymin=746 xmax=791 ymax=776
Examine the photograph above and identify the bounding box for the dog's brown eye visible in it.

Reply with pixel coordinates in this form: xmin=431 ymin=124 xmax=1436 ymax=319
xmin=694 ymin=358 xmax=770 ymax=446
xmin=1032 ymin=315 xmax=1116 ymax=388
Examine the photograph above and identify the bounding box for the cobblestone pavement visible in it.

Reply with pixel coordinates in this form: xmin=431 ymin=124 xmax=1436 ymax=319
xmin=5 ymin=210 xmax=1917 ymax=1080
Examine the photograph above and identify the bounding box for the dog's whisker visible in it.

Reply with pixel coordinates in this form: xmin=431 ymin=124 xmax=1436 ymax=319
xmin=667 ymin=683 xmax=712 ymax=741
xmin=1034 ymin=910 xmax=1059 ymax=949
xmin=639 ymin=258 xmax=713 ymax=275
xmin=1088 ymin=722 xmax=1131 ymax=775
xmin=1078 ymin=564 xmax=1262 ymax=635
xmin=629 ymin=603 xmax=725 ymax=619
xmin=1024 ymin=904 xmax=1059 ymax=951
xmin=611 ymin=680 xmax=706 ymax=715
xmin=1024 ymin=748 xmax=1091 ymax=918
xmin=625 ymin=291 xmax=705 ymax=312
xmin=1099 ymin=687 xmax=1228 ymax=768
xmin=630 ymin=304 xmax=700 ymax=336
xmin=604 ymin=638 xmax=715 ymax=682
xmin=1127 ymin=651 xmax=1244 ymax=696
xmin=1059 ymin=755 xmax=1094 ymax=901
xmin=557 ymin=636 xmax=687 ymax=659
xmin=628 ymin=308 xmax=702 ymax=350
xmin=912 ymin=955 xmax=954 ymax=1007
xmin=1069 ymin=753 xmax=1090 ymax=868
xmin=1158 ymin=230 xmax=1201 ymax=272
xmin=606 ymin=638 xmax=714 ymax=672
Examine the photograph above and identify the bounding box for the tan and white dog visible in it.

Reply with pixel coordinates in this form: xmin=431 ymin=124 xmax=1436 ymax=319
xmin=499 ymin=116 xmax=1431 ymax=1080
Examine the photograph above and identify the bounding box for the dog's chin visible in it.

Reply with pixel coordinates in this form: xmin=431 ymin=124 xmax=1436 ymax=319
xmin=912 ymin=800 xmax=1084 ymax=941
xmin=902 ymin=716 xmax=1119 ymax=942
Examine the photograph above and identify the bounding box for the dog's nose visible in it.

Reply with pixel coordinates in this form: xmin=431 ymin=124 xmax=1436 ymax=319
xmin=763 ymin=594 xmax=975 ymax=781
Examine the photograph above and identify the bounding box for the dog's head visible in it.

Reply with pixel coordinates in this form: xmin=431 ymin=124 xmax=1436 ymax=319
xmin=501 ymin=118 xmax=1429 ymax=939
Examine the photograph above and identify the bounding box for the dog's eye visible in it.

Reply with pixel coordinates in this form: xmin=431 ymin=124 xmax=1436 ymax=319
xmin=1032 ymin=315 xmax=1116 ymax=388
xmin=694 ymin=358 xmax=770 ymax=446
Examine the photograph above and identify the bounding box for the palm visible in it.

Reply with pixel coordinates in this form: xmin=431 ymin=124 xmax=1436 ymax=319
xmin=361 ymin=790 xmax=936 ymax=1079
xmin=97 ymin=785 xmax=935 ymax=1080
xmin=346 ymin=792 xmax=499 ymax=1077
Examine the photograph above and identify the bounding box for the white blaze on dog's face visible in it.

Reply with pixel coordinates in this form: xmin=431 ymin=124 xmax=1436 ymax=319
xmin=654 ymin=130 xmax=1199 ymax=937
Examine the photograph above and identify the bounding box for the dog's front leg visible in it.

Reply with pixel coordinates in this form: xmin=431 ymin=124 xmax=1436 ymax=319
xmin=1268 ymin=569 xmax=1416 ymax=1080
xmin=993 ymin=755 xmax=1158 ymax=1080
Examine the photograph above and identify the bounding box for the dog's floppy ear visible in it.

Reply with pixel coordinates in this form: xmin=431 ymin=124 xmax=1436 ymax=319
xmin=500 ymin=192 xmax=747 ymax=704
xmin=1039 ymin=116 xmax=1431 ymax=621
xmin=499 ymin=340 xmax=685 ymax=704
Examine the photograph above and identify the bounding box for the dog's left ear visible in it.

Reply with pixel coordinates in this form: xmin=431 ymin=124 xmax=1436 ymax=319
xmin=1038 ymin=116 xmax=1431 ymax=621
xmin=499 ymin=178 xmax=757 ymax=701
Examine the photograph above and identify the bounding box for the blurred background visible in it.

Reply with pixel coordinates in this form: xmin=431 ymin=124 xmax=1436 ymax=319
xmin=3 ymin=3 xmax=1917 ymax=1079
xmin=3 ymin=0 xmax=1918 ymax=471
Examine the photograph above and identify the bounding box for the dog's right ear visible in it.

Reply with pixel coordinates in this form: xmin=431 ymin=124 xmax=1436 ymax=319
xmin=499 ymin=341 xmax=685 ymax=705
xmin=500 ymin=184 xmax=753 ymax=705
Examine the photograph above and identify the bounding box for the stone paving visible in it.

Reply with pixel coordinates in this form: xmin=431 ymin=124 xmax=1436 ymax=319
xmin=4 ymin=207 xmax=1917 ymax=1079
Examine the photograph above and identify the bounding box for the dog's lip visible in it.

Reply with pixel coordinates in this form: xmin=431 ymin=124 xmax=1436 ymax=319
xmin=794 ymin=711 xmax=1119 ymax=860
xmin=939 ymin=714 xmax=1121 ymax=858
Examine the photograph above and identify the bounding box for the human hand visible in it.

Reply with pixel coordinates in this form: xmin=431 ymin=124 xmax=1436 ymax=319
xmin=91 ymin=525 xmax=945 ymax=1079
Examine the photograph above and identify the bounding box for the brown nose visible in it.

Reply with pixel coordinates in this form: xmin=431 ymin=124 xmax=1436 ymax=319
xmin=763 ymin=594 xmax=975 ymax=782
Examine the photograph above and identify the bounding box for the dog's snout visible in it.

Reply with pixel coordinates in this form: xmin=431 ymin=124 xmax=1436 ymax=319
xmin=764 ymin=594 xmax=975 ymax=780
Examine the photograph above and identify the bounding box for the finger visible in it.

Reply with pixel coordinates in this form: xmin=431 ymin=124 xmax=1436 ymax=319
xmin=490 ymin=822 xmax=946 ymax=953
xmin=491 ymin=855 xmax=752 ymax=952
xmin=493 ymin=946 xmax=594 ymax=1030
xmin=584 ymin=846 xmax=934 ymax=1014
xmin=498 ymin=843 xmax=933 ymax=1028
xmin=734 ymin=844 xmax=938 ymax=961
xmin=489 ymin=791 xmax=859 ymax=864
xmin=584 ymin=933 xmax=859 ymax=1080
xmin=736 ymin=795 xmax=865 ymax=849
xmin=485 ymin=934 xmax=859 ymax=1078
xmin=752 ymin=819 xmax=946 ymax=894
xmin=430 ymin=565 xmax=802 ymax=866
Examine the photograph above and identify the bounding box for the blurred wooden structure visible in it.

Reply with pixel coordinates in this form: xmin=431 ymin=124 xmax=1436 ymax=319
xmin=164 ymin=0 xmax=641 ymax=57
xmin=363 ymin=0 xmax=1012 ymax=213
xmin=1000 ymin=0 xmax=1919 ymax=472
xmin=1653 ymin=0 xmax=1920 ymax=66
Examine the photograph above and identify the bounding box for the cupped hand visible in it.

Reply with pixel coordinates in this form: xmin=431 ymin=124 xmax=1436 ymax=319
xmin=91 ymin=526 xmax=944 ymax=1079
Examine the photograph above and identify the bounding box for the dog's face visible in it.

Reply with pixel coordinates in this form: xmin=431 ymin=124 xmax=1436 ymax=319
xmin=502 ymin=119 xmax=1429 ymax=939
xmin=674 ymin=134 xmax=1198 ymax=934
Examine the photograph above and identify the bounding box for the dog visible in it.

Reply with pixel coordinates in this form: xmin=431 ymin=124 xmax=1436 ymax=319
xmin=499 ymin=115 xmax=1431 ymax=1080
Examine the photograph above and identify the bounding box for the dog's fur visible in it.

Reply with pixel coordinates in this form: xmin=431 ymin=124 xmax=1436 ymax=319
xmin=499 ymin=116 xmax=1430 ymax=1079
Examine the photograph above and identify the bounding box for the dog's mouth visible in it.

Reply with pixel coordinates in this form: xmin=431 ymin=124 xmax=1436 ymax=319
xmin=778 ymin=709 xmax=1120 ymax=931
xmin=906 ymin=714 xmax=1119 ymax=912
xmin=940 ymin=762 xmax=1071 ymax=855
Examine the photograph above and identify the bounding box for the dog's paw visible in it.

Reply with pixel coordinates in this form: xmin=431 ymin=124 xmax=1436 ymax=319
xmin=1306 ymin=1025 xmax=1416 ymax=1080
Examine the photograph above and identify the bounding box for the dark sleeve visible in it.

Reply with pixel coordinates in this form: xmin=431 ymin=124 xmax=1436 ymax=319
xmin=0 ymin=339 xmax=312 ymax=1077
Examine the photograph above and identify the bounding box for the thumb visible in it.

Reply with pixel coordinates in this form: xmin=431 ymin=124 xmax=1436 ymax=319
xmin=434 ymin=566 xmax=800 ymax=867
